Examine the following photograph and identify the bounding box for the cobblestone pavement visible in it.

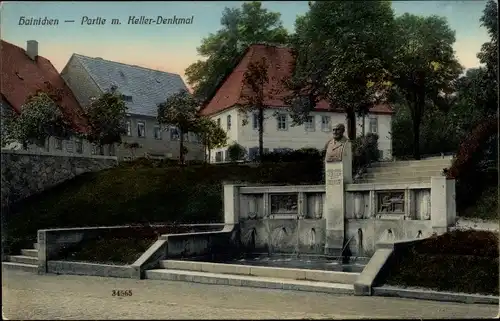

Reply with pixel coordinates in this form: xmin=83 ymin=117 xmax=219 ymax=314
xmin=2 ymin=269 xmax=498 ymax=319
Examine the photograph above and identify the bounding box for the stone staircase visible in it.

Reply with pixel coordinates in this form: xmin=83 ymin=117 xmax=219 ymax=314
xmin=2 ymin=243 xmax=39 ymax=273
xmin=146 ymin=259 xmax=364 ymax=295
xmin=356 ymin=156 xmax=454 ymax=184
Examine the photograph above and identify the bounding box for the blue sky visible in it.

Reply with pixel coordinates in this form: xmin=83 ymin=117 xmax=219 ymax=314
xmin=0 ymin=1 xmax=490 ymax=84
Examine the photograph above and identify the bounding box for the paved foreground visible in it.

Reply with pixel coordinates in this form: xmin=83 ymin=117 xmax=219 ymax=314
xmin=2 ymin=269 xmax=498 ymax=319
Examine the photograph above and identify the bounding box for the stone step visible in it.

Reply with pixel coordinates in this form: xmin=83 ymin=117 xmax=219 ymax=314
xmin=356 ymin=177 xmax=432 ymax=184
xmin=366 ymin=165 xmax=449 ymax=173
xmin=21 ymin=249 xmax=38 ymax=258
xmin=1 ymin=262 xmax=37 ymax=273
xmin=8 ymin=255 xmax=38 ymax=265
xmin=160 ymin=260 xmax=360 ymax=284
xmin=371 ymin=161 xmax=452 ymax=169
xmin=145 ymin=269 xmax=355 ymax=295
xmin=361 ymin=172 xmax=442 ymax=180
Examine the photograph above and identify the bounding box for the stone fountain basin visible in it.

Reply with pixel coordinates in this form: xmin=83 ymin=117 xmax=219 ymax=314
xmin=160 ymin=256 xmax=363 ymax=284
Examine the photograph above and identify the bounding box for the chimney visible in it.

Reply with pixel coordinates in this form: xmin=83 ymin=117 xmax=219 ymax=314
xmin=26 ymin=40 xmax=38 ymax=61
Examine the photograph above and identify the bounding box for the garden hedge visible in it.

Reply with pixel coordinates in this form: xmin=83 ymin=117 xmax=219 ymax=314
xmin=3 ymin=161 xmax=324 ymax=254
xmin=386 ymin=230 xmax=499 ymax=295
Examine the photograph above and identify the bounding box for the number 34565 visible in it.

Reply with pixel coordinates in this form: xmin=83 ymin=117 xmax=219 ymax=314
xmin=112 ymin=290 xmax=132 ymax=297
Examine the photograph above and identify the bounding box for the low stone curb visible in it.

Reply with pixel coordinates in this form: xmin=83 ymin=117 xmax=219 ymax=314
xmin=47 ymin=261 xmax=135 ymax=278
xmin=145 ymin=269 xmax=355 ymax=295
xmin=372 ymin=285 xmax=499 ymax=305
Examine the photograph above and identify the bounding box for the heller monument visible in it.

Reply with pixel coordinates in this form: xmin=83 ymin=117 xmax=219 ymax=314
xmin=324 ymin=124 xmax=349 ymax=162
xmin=324 ymin=123 xmax=352 ymax=256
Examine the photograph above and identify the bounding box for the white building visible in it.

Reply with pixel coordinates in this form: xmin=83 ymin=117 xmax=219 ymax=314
xmin=199 ymin=44 xmax=393 ymax=162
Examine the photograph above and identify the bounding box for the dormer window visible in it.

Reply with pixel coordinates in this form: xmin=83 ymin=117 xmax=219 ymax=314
xmin=121 ymin=95 xmax=133 ymax=102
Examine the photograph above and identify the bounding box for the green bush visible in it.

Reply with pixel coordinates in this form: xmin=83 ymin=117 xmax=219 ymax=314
xmin=261 ymin=148 xmax=323 ymax=163
xmin=352 ymin=133 xmax=380 ymax=170
xmin=386 ymin=230 xmax=499 ymax=295
xmin=227 ymin=142 xmax=247 ymax=161
xmin=3 ymin=161 xmax=324 ymax=254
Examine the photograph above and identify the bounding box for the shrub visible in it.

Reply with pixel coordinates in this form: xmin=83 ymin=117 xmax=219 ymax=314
xmin=227 ymin=142 xmax=247 ymax=161
xmin=352 ymin=133 xmax=380 ymax=171
xmin=261 ymin=147 xmax=322 ymax=163
xmin=412 ymin=229 xmax=498 ymax=257
xmin=386 ymin=230 xmax=499 ymax=295
xmin=3 ymin=161 xmax=324 ymax=254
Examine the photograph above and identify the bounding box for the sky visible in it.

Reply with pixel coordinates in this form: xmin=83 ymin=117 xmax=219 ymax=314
xmin=0 ymin=1 xmax=491 ymax=85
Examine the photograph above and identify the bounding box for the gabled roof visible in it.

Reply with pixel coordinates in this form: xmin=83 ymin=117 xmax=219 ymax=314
xmin=199 ymin=44 xmax=393 ymax=116
xmin=72 ymin=54 xmax=189 ymax=118
xmin=0 ymin=40 xmax=87 ymax=132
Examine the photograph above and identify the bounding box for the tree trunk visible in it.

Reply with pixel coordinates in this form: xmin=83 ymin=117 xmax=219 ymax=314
xmin=207 ymin=138 xmax=212 ymax=164
xmin=258 ymin=106 xmax=264 ymax=161
xmin=203 ymin=135 xmax=208 ymax=164
xmin=179 ymin=129 xmax=185 ymax=164
xmin=411 ymin=99 xmax=424 ymax=160
xmin=346 ymin=108 xmax=357 ymax=140
xmin=361 ymin=114 xmax=366 ymax=136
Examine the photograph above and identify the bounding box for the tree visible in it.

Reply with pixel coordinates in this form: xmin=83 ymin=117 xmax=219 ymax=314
xmin=192 ymin=117 xmax=227 ymax=163
xmin=447 ymin=0 xmax=498 ymax=214
xmin=239 ymin=57 xmax=269 ymax=160
xmin=389 ymin=14 xmax=463 ymax=159
xmin=82 ymin=90 xmax=128 ymax=147
xmin=227 ymin=142 xmax=247 ymax=162
xmin=157 ymin=89 xmax=200 ymax=164
xmin=1 ymin=83 xmax=72 ymax=149
xmin=477 ymin=0 xmax=498 ymax=83
xmin=286 ymin=1 xmax=395 ymax=140
xmin=185 ymin=1 xmax=289 ymax=102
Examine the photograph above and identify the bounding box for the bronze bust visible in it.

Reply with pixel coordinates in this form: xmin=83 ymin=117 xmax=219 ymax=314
xmin=324 ymin=124 xmax=348 ymax=162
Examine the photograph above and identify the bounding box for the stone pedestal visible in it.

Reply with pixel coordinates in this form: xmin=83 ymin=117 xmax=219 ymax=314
xmin=324 ymin=141 xmax=352 ymax=256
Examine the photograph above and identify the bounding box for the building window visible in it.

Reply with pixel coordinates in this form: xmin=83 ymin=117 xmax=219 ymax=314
xmin=99 ymin=145 xmax=104 ymax=155
xmin=305 ymin=115 xmax=315 ymax=132
xmin=189 ymin=132 xmax=200 ymax=143
xmin=217 ymin=118 xmax=221 ymax=127
xmin=75 ymin=139 xmax=83 ymax=154
xmin=121 ymin=95 xmax=133 ymax=102
xmin=109 ymin=144 xmax=115 ymax=156
xmin=54 ymin=138 xmax=63 ymax=150
xmin=153 ymin=125 xmax=162 ymax=140
xmin=277 ymin=114 xmax=288 ymax=131
xmin=183 ymin=132 xmax=189 ymax=142
xmin=170 ymin=127 xmax=180 ymax=140
xmin=137 ymin=121 xmax=146 ymax=138
xmin=248 ymin=147 xmax=268 ymax=161
xmin=227 ymin=115 xmax=231 ymax=131
xmin=321 ymin=116 xmax=331 ymax=132
xmin=125 ymin=120 xmax=132 ymax=136
xmin=224 ymin=150 xmax=229 ymax=161
xmin=369 ymin=117 xmax=378 ymax=134
xmin=252 ymin=113 xmax=259 ymax=130
xmin=215 ymin=151 xmax=223 ymax=162
xmin=248 ymin=147 xmax=259 ymax=161
xmin=66 ymin=141 xmax=74 ymax=153
xmin=91 ymin=144 xmax=99 ymax=155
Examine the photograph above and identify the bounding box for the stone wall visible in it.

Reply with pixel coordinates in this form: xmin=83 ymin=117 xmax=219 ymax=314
xmin=1 ymin=149 xmax=117 ymax=206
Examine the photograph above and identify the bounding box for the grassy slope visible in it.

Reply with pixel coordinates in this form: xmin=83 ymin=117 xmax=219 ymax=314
xmin=385 ymin=230 xmax=499 ymax=295
xmin=3 ymin=160 xmax=323 ymax=253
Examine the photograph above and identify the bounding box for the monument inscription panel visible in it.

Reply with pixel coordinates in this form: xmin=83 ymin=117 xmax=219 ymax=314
xmin=326 ymin=169 xmax=342 ymax=186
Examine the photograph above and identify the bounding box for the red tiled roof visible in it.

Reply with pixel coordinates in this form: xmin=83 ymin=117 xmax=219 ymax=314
xmin=200 ymin=44 xmax=393 ymax=116
xmin=0 ymin=40 xmax=88 ymax=132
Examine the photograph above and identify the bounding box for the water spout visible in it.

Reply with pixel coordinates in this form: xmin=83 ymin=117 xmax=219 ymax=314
xmin=357 ymin=229 xmax=363 ymax=256
xmin=270 ymin=227 xmax=287 ymax=254
xmin=242 ymin=228 xmax=256 ymax=250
